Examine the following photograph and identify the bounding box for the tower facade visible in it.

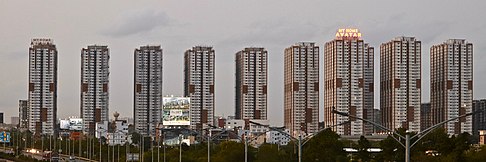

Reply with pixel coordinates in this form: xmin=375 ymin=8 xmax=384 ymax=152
xmin=235 ymin=47 xmax=268 ymax=120
xmin=284 ymin=42 xmax=319 ymax=137
xmin=473 ymin=100 xmax=486 ymax=137
xmin=184 ymin=46 xmax=215 ymax=130
xmin=134 ymin=45 xmax=163 ymax=136
xmin=81 ymin=45 xmax=110 ymax=134
xmin=19 ymin=100 xmax=29 ymax=129
xmin=28 ymin=38 xmax=57 ymax=135
xmin=324 ymin=29 xmax=374 ymax=135
xmin=380 ymin=37 xmax=421 ymax=132
xmin=430 ymin=39 xmax=473 ymax=135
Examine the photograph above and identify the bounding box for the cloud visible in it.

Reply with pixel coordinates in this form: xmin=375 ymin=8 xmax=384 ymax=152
xmin=218 ymin=19 xmax=326 ymax=49
xmin=101 ymin=9 xmax=173 ymax=37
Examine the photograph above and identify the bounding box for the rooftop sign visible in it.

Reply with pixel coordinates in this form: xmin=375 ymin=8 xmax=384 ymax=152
xmin=335 ymin=29 xmax=362 ymax=39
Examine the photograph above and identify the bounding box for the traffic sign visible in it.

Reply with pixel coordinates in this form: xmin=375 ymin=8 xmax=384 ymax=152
xmin=0 ymin=131 xmax=10 ymax=143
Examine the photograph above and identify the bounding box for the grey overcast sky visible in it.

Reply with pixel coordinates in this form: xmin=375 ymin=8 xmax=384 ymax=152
xmin=1 ymin=0 xmax=486 ymax=126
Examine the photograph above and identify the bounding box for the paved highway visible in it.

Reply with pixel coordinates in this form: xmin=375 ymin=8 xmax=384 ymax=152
xmin=0 ymin=158 xmax=14 ymax=162
xmin=2 ymin=147 xmax=95 ymax=162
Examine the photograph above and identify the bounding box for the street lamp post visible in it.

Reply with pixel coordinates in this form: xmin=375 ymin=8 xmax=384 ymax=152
xmin=249 ymin=121 xmax=349 ymax=162
xmin=163 ymin=131 xmax=166 ymax=162
xmin=151 ymin=135 xmax=153 ymax=162
xmin=41 ymin=134 xmax=44 ymax=151
xmin=179 ymin=134 xmax=183 ymax=162
xmin=244 ymin=134 xmax=248 ymax=162
xmin=332 ymin=107 xmax=485 ymax=162
xmin=141 ymin=133 xmax=143 ymax=162
xmin=112 ymin=133 xmax=115 ymax=162
xmin=207 ymin=129 xmax=211 ymax=162
xmin=97 ymin=128 xmax=107 ymax=162
xmin=157 ymin=128 xmax=160 ymax=162
xmin=126 ymin=137 xmax=129 ymax=162
xmin=298 ymin=134 xmax=302 ymax=162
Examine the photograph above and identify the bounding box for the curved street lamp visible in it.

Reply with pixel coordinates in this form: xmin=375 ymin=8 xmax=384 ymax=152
xmin=249 ymin=120 xmax=349 ymax=162
xmin=332 ymin=107 xmax=485 ymax=162
xmin=97 ymin=128 xmax=107 ymax=162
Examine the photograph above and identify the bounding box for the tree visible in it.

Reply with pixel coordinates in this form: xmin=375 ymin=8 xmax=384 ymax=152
xmin=449 ymin=132 xmax=472 ymax=161
xmin=465 ymin=145 xmax=486 ymax=162
xmin=130 ymin=132 xmax=141 ymax=145
xmin=302 ymin=128 xmax=348 ymax=162
xmin=255 ymin=144 xmax=287 ymax=162
xmin=212 ymin=141 xmax=249 ymax=162
xmin=357 ymin=136 xmax=371 ymax=161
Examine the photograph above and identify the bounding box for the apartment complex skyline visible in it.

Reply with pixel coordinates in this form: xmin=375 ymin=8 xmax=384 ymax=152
xmin=324 ymin=29 xmax=375 ymax=135
xmin=80 ymin=45 xmax=110 ymax=134
xmin=380 ymin=36 xmax=422 ymax=132
xmin=284 ymin=42 xmax=319 ymax=137
xmin=133 ymin=45 xmax=163 ymax=136
xmin=430 ymin=39 xmax=473 ymax=135
xmin=17 ymin=33 xmax=478 ymax=138
xmin=235 ymin=47 xmax=268 ymax=120
xmin=184 ymin=46 xmax=215 ymax=130
xmin=28 ymin=38 xmax=58 ymax=135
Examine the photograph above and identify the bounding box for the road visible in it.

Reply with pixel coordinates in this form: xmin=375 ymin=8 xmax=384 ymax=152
xmin=2 ymin=146 xmax=95 ymax=162
xmin=0 ymin=158 xmax=14 ymax=162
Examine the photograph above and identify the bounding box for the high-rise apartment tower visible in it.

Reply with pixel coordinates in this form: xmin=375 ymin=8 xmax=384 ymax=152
xmin=284 ymin=42 xmax=319 ymax=137
xmin=134 ymin=45 xmax=163 ymax=136
xmin=430 ymin=39 xmax=473 ymax=135
xmin=235 ymin=47 xmax=268 ymax=120
xmin=81 ymin=45 xmax=110 ymax=134
xmin=184 ymin=46 xmax=215 ymax=130
xmin=324 ymin=29 xmax=374 ymax=135
xmin=380 ymin=37 xmax=421 ymax=132
xmin=28 ymin=38 xmax=57 ymax=135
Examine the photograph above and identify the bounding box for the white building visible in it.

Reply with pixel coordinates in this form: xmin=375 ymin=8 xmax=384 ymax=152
xmin=381 ymin=37 xmax=422 ymax=132
xmin=81 ymin=45 xmax=110 ymax=134
xmin=266 ymin=129 xmax=291 ymax=146
xmin=235 ymin=47 xmax=268 ymax=120
xmin=28 ymin=38 xmax=57 ymax=135
xmin=163 ymin=136 xmax=194 ymax=146
xmin=184 ymin=46 xmax=215 ymax=130
xmin=96 ymin=120 xmax=129 ymax=146
xmin=225 ymin=119 xmax=269 ymax=135
xmin=324 ymin=29 xmax=374 ymax=135
xmin=284 ymin=42 xmax=319 ymax=137
xmin=134 ymin=45 xmax=163 ymax=136
xmin=430 ymin=39 xmax=473 ymax=135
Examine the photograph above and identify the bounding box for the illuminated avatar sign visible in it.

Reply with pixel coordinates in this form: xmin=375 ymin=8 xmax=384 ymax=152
xmin=335 ymin=28 xmax=362 ymax=39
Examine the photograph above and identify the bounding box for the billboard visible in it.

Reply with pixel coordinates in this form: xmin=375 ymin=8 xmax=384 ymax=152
xmin=0 ymin=132 xmax=10 ymax=143
xmin=59 ymin=118 xmax=84 ymax=131
xmin=163 ymin=97 xmax=190 ymax=126
xmin=60 ymin=119 xmax=70 ymax=130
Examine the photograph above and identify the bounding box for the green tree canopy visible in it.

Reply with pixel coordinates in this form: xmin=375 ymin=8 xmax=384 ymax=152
xmin=302 ymin=128 xmax=348 ymax=162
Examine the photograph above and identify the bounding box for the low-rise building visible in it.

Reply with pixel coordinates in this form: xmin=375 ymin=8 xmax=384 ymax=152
xmin=479 ymin=130 xmax=486 ymax=145
xmin=266 ymin=129 xmax=291 ymax=146
xmin=96 ymin=120 xmax=129 ymax=146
